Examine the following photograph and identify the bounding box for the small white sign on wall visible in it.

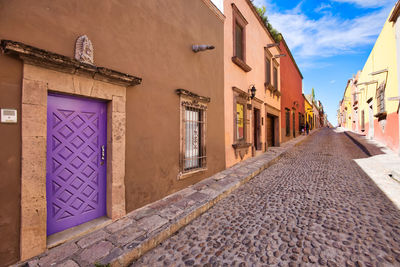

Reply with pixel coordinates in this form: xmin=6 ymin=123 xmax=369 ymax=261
xmin=1 ymin=109 xmax=17 ymax=123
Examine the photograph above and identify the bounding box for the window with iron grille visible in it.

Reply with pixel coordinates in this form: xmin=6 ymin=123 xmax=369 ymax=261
xmin=273 ymin=66 xmax=278 ymax=90
xmin=183 ymin=106 xmax=206 ymax=172
xmin=266 ymin=57 xmax=271 ymax=86
xmin=361 ymin=110 xmax=365 ymax=131
xmin=285 ymin=109 xmax=290 ymax=136
xmin=377 ymin=82 xmax=385 ymax=113
xmin=176 ymin=89 xmax=209 ymax=178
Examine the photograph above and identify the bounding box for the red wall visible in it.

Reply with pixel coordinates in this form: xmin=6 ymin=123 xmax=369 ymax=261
xmin=373 ymin=112 xmax=399 ymax=151
xmin=356 ymin=112 xmax=398 ymax=152
xmin=279 ymin=40 xmax=304 ymax=139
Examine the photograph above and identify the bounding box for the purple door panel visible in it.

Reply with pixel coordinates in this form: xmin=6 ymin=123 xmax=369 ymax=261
xmin=46 ymin=94 xmax=107 ymax=235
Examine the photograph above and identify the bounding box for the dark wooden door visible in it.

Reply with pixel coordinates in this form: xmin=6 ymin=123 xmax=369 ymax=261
xmin=293 ymin=112 xmax=296 ymax=137
xmin=253 ymin=108 xmax=261 ymax=150
xmin=266 ymin=115 xmax=274 ymax=147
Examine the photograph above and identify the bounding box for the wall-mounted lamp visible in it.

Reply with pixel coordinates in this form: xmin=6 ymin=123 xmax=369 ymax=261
xmin=192 ymin=45 xmax=215 ymax=53
xmin=265 ymin=43 xmax=280 ymax=48
xmin=274 ymin=54 xmax=286 ymax=58
xmin=249 ymin=85 xmax=256 ymax=99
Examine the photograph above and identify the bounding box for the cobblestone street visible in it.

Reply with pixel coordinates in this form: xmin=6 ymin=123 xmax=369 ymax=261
xmin=132 ymin=129 xmax=400 ymax=267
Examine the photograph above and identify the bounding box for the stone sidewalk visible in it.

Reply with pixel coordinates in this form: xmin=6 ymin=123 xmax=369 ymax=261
xmin=16 ymin=131 xmax=318 ymax=267
xmin=339 ymin=128 xmax=400 ymax=210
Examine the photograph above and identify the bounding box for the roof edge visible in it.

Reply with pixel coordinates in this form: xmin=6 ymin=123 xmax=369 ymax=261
xmin=279 ymin=36 xmax=303 ymax=79
xmin=245 ymin=0 xmax=281 ymax=51
xmin=389 ymin=0 xmax=400 ymax=22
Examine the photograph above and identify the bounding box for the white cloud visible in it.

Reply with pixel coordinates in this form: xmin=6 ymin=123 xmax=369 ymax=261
xmin=330 ymin=80 xmax=336 ymax=84
xmin=315 ymin=3 xmax=332 ymax=13
xmin=330 ymin=0 xmax=394 ymax=8
xmin=266 ymin=4 xmax=392 ymax=61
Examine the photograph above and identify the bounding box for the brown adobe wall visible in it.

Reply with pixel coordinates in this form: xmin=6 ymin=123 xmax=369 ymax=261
xmin=0 ymin=55 xmax=22 ymax=266
xmin=0 ymin=0 xmax=224 ymax=264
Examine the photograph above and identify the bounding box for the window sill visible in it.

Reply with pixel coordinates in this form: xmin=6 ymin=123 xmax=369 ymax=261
xmin=265 ymin=83 xmax=274 ymax=91
xmin=265 ymin=83 xmax=280 ymax=96
xmin=232 ymin=142 xmax=252 ymax=149
xmin=232 ymin=142 xmax=251 ymax=160
xmin=374 ymin=111 xmax=387 ymax=120
xmin=232 ymin=56 xmax=252 ymax=72
xmin=178 ymin=167 xmax=207 ymax=180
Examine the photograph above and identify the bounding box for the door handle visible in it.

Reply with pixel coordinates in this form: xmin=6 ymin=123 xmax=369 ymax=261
xmin=101 ymin=145 xmax=105 ymax=163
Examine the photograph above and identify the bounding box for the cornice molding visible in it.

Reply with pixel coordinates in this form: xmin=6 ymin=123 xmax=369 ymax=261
xmin=1 ymin=40 xmax=142 ymax=87
xmin=176 ymin=88 xmax=211 ymax=103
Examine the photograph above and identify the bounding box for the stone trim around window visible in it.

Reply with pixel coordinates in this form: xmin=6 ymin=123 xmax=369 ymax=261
xmin=19 ymin=63 xmax=134 ymax=261
xmin=231 ymin=56 xmax=252 ymax=72
xmin=265 ymin=48 xmax=273 ymax=89
xmin=176 ymin=89 xmax=209 ymax=180
xmin=232 ymin=3 xmax=251 ymax=72
xmin=232 ymin=87 xmax=251 ymax=159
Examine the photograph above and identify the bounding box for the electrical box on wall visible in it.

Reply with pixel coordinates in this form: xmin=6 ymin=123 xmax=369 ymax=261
xmin=1 ymin=109 xmax=17 ymax=123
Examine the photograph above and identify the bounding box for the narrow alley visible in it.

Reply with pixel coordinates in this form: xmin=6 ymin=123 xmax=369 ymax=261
xmin=132 ymin=129 xmax=400 ymax=266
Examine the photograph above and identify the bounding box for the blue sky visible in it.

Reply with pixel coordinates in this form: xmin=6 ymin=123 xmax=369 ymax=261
xmin=250 ymin=0 xmax=397 ymax=125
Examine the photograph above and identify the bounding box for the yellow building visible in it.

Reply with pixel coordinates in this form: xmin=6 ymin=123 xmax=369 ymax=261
xmin=353 ymin=4 xmax=399 ymax=152
xmin=342 ymin=79 xmax=354 ymax=130
xmin=304 ymin=94 xmax=313 ymax=130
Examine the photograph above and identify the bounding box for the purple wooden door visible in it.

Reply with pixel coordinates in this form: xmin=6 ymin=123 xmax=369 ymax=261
xmin=46 ymin=94 xmax=107 ymax=235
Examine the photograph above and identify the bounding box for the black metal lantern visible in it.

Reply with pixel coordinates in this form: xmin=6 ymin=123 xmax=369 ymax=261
xmin=250 ymin=85 xmax=256 ymax=99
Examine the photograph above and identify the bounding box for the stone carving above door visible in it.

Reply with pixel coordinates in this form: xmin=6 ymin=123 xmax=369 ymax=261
xmin=75 ymin=35 xmax=94 ymax=65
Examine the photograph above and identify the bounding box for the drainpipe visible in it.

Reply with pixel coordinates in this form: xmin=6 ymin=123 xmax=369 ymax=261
xmin=396 ymin=20 xmax=400 ymax=156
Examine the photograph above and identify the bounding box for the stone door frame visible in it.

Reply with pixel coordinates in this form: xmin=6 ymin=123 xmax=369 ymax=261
xmin=1 ymin=40 xmax=141 ymax=261
xmin=20 ymin=63 xmax=129 ymax=260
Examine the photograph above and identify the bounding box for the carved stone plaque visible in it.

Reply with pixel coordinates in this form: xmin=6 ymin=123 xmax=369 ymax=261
xmin=75 ymin=35 xmax=94 ymax=65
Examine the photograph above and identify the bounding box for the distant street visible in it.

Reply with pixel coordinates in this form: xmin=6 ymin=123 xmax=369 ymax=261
xmin=132 ymin=129 xmax=400 ymax=266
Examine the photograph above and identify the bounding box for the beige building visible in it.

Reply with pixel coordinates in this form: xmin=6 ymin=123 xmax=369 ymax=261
xmin=223 ymin=0 xmax=281 ymax=168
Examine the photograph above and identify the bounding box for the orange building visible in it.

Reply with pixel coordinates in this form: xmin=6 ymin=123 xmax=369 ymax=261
xmin=224 ymin=0 xmax=281 ymax=167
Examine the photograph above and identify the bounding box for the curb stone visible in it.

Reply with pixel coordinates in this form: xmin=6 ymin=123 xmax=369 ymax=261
xmin=343 ymin=131 xmax=372 ymax=156
xmin=16 ymin=129 xmax=320 ymax=267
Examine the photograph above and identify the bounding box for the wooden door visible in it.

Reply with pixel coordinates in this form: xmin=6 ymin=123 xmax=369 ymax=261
xmin=266 ymin=115 xmax=274 ymax=147
xmin=254 ymin=108 xmax=261 ymax=150
xmin=292 ymin=112 xmax=296 ymax=137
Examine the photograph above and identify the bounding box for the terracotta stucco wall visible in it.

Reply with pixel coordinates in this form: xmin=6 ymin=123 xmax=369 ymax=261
xmin=279 ymin=40 xmax=304 ymax=143
xmin=0 ymin=0 xmax=225 ymax=263
xmin=224 ymin=0 xmax=281 ymax=168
